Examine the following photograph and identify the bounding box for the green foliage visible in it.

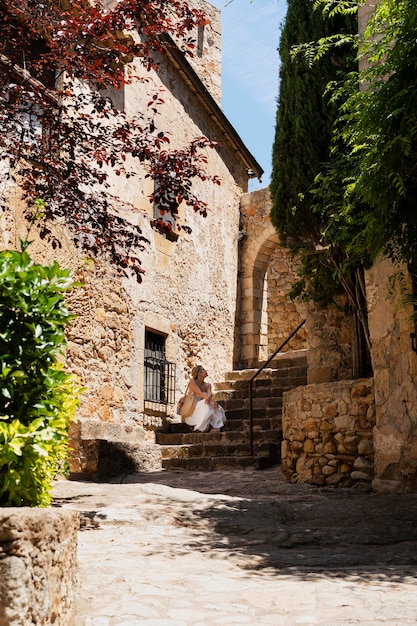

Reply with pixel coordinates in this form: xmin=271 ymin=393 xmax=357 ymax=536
xmin=293 ymin=0 xmax=417 ymax=271
xmin=270 ymin=0 xmax=359 ymax=307
xmin=292 ymin=32 xmax=359 ymax=67
xmin=270 ymin=0 xmax=357 ymax=248
xmin=341 ymin=0 xmax=417 ymax=265
xmin=0 ymin=248 xmax=82 ymax=507
xmin=314 ymin=0 xmax=360 ymax=18
xmin=271 ymin=0 xmax=417 ymax=296
xmin=270 ymin=0 xmax=417 ymax=372
xmin=270 ymin=0 xmax=374 ymax=375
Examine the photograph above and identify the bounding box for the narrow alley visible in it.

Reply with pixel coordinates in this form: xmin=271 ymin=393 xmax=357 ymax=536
xmin=53 ymin=468 xmax=417 ymax=625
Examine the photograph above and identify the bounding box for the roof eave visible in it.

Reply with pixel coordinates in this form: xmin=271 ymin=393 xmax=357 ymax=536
xmin=161 ymin=34 xmax=264 ymax=181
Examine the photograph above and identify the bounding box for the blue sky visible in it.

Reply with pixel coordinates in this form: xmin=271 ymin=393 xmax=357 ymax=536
xmin=209 ymin=0 xmax=288 ymax=190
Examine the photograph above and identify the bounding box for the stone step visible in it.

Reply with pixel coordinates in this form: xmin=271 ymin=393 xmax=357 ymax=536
xmin=224 ymin=417 xmax=279 ymax=431
xmin=157 ymin=430 xmax=281 ymax=446
xmin=222 ymin=408 xmax=280 ymax=421
xmin=161 ymin=455 xmax=278 ymax=471
xmin=159 ymin=441 xmax=279 ymax=460
xmin=165 ymin=416 xmax=282 ymax=433
xmin=217 ymin=396 xmax=284 ymax=412
xmin=213 ymin=384 xmax=303 ymax=402
xmin=267 ymin=349 xmax=307 ymax=370
xmin=224 ymin=350 xmax=307 ymax=382
xmin=157 ymin=356 xmax=306 ymax=473
xmin=214 ymin=373 xmax=307 ymax=394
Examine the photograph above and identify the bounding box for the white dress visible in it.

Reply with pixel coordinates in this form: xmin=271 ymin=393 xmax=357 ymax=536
xmin=184 ymin=396 xmax=227 ymax=432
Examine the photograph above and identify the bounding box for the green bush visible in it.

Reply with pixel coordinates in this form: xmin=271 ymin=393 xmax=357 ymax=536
xmin=0 ymin=247 xmax=81 ymax=506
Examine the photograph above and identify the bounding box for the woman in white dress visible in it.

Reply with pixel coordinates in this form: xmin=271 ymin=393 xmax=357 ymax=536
xmin=183 ymin=365 xmax=226 ymax=432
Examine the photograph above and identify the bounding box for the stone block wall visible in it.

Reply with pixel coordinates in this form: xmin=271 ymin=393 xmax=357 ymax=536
xmin=69 ymin=418 xmax=162 ymax=478
xmin=237 ymin=187 xmax=353 ymax=378
xmin=282 ymin=378 xmax=375 ymax=489
xmin=365 ymin=257 xmax=417 ymax=494
xmin=0 ymin=508 xmax=79 ymax=626
xmin=305 ymin=298 xmax=353 ymax=384
xmin=185 ymin=0 xmax=222 ymax=104
xmin=266 ymin=246 xmax=305 ymax=354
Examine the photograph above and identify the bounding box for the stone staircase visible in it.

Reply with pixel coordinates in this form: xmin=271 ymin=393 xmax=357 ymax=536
xmin=156 ymin=350 xmax=307 ymax=471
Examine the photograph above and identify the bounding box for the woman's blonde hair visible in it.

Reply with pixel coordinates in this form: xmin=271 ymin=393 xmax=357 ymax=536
xmin=191 ymin=365 xmax=204 ymax=379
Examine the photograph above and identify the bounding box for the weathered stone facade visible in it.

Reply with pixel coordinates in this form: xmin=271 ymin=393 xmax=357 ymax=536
xmin=179 ymin=0 xmax=222 ymax=104
xmin=267 ymin=247 xmax=305 ymax=355
xmin=304 ymin=298 xmax=353 ymax=384
xmin=0 ymin=508 xmax=79 ymax=625
xmin=365 ymin=257 xmax=417 ymax=494
xmin=2 ymin=0 xmax=263 ymax=475
xmin=282 ymin=379 xmax=375 ymax=489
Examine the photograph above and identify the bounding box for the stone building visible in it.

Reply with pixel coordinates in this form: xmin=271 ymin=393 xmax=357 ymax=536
xmin=2 ymin=0 xmax=265 ymax=474
xmin=2 ymin=0 xmax=417 ymax=493
xmin=1 ymin=0 xmax=354 ymax=480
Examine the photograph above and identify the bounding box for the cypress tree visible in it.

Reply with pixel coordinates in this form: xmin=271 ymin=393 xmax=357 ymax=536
xmin=270 ymin=0 xmax=356 ymax=248
xmin=270 ymin=1 xmax=373 ymax=378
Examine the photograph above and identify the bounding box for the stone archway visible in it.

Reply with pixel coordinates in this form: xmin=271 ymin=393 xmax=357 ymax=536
xmin=237 ymin=188 xmax=307 ymax=369
xmin=243 ymin=225 xmax=279 ymax=367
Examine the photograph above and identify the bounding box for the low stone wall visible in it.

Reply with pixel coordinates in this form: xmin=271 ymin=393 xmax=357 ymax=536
xmin=69 ymin=418 xmax=162 ymax=478
xmin=0 ymin=508 xmax=79 ymax=626
xmin=282 ymin=378 xmax=375 ymax=489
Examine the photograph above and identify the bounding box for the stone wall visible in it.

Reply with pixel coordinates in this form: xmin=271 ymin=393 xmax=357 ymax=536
xmin=237 ymin=187 xmax=352 ymax=379
xmin=182 ymin=0 xmax=222 ymax=104
xmin=0 ymin=508 xmax=79 ymax=626
xmin=69 ymin=419 xmax=162 ymax=478
xmin=305 ymin=298 xmax=353 ymax=384
xmin=2 ymin=0 xmax=251 ymax=475
xmin=365 ymin=257 xmax=417 ymax=494
xmin=282 ymin=378 xmax=375 ymax=489
xmin=266 ymin=246 xmax=305 ymax=354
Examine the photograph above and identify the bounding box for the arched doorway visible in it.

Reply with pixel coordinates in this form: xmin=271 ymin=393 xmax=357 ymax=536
xmin=238 ymin=188 xmax=307 ymax=369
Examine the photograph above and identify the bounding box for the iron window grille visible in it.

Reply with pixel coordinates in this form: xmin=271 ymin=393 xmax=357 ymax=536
xmin=144 ymin=356 xmax=176 ymax=405
xmin=144 ymin=330 xmax=175 ymax=405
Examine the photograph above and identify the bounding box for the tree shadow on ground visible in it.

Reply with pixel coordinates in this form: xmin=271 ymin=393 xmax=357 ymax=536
xmin=55 ymin=467 xmax=417 ymax=584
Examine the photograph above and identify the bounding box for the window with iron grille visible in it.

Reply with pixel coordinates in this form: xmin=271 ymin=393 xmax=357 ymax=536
xmin=144 ymin=330 xmax=175 ymax=405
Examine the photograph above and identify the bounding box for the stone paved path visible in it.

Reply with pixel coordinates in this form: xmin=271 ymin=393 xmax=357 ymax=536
xmin=52 ymin=468 xmax=417 ymax=625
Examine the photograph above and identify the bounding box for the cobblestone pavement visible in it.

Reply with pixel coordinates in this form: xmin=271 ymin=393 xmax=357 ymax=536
xmin=52 ymin=468 xmax=417 ymax=626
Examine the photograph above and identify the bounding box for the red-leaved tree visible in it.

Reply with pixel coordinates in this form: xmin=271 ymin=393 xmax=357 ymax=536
xmin=0 ymin=0 xmax=220 ymax=279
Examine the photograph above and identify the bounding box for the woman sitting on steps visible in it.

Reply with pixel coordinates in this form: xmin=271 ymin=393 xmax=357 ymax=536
xmin=183 ymin=365 xmax=227 ymax=433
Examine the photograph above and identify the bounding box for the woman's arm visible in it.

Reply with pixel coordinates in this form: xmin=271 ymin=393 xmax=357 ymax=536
xmin=205 ymin=383 xmax=218 ymax=407
xmin=189 ymin=378 xmax=208 ymax=400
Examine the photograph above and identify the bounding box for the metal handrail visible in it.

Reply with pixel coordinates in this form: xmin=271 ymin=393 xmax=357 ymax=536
xmin=248 ymin=318 xmax=306 ymax=456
